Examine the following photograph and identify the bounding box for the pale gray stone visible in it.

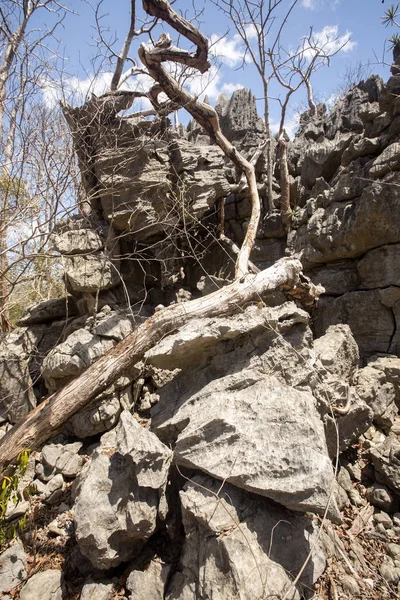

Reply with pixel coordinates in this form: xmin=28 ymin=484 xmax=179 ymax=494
xmin=42 ymin=328 xmax=115 ymax=392
xmin=166 ymin=474 xmax=325 ymax=600
xmin=386 ymin=543 xmax=400 ymax=560
xmin=53 ymin=228 xmax=104 ymax=255
xmin=370 ymin=435 xmax=400 ymax=494
xmin=368 ymin=483 xmax=396 ymax=512
xmin=379 ymin=560 xmax=400 ymax=585
xmin=70 ymin=395 xmax=121 ymax=438
xmin=0 ymin=540 xmax=27 ymax=593
xmin=20 ymin=570 xmax=65 ymax=600
xmin=80 ymin=580 xmax=114 ymax=600
xmin=314 ymin=324 xmax=359 ymax=381
xmin=17 ymin=297 xmax=77 ymax=326
xmin=355 ymin=365 xmax=398 ymax=432
xmin=126 ymin=561 xmax=170 ymax=599
xmin=41 ymin=442 xmax=83 ymax=477
xmin=154 ymin=368 xmax=337 ymax=518
xmin=340 ymin=574 xmax=360 ymax=595
xmin=370 ymin=142 xmax=400 ymax=178
xmin=373 ymin=510 xmax=393 ymax=528
xmin=34 ymin=473 xmax=65 ymax=502
xmin=65 ymin=252 xmax=120 ymax=293
xmin=73 ymin=411 xmax=172 ymax=569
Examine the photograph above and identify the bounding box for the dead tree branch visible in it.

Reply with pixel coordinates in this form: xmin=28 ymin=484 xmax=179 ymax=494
xmin=0 ymin=258 xmax=321 ymax=474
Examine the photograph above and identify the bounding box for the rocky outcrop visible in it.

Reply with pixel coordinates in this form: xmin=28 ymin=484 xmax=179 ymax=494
xmin=2 ymin=52 xmax=400 ymax=600
xmin=72 ymin=411 xmax=172 ymax=569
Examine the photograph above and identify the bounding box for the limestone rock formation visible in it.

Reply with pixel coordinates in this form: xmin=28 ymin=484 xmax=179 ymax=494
xmin=2 ymin=55 xmax=400 ymax=600
xmin=73 ymin=411 xmax=172 ymax=569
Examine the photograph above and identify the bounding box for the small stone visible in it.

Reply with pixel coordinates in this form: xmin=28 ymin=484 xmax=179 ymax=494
xmin=364 ymin=578 xmax=374 ymax=589
xmin=366 ymin=483 xmax=395 ymax=512
xmin=345 ymin=463 xmax=362 ymax=482
xmin=372 ymin=431 xmax=387 ymax=445
xmin=80 ymin=579 xmax=114 ymax=600
xmin=374 ymin=511 xmax=393 ymax=529
xmin=364 ymin=426 xmax=377 ymax=440
xmin=340 ymin=574 xmax=360 ymax=595
xmin=393 ymin=512 xmax=400 ymax=525
xmin=379 ymin=561 xmax=399 ymax=584
xmin=390 ymin=420 xmax=400 ymax=435
xmin=387 ymin=543 xmax=400 ymax=560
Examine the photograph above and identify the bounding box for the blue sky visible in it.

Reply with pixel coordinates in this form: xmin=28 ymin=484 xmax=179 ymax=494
xmin=40 ymin=0 xmax=394 ymax=134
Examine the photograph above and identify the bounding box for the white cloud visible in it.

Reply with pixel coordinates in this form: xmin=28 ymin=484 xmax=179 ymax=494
xmin=301 ymin=0 xmax=341 ymax=8
xmin=302 ymin=25 xmax=356 ymax=61
xmin=41 ymin=70 xmax=154 ymax=111
xmin=285 ymin=113 xmax=300 ymax=139
xmin=270 ymin=114 xmax=300 ymax=140
xmin=209 ymin=33 xmax=246 ymax=68
xmin=301 ymin=0 xmax=318 ymax=8
xmin=186 ymin=65 xmax=244 ymax=101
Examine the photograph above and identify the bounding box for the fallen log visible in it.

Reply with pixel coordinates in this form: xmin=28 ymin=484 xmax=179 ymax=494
xmin=0 ymin=258 xmax=319 ymax=474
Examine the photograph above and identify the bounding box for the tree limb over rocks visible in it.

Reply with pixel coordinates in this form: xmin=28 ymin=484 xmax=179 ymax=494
xmin=0 ymin=0 xmax=324 ymax=474
xmin=0 ymin=258 xmax=322 ymax=474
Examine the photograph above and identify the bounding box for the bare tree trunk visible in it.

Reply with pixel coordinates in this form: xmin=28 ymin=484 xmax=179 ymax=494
xmin=305 ymin=78 xmax=316 ymax=116
xmin=110 ymin=0 xmax=136 ymax=91
xmin=0 ymin=258 xmax=321 ymax=474
xmin=263 ymin=81 xmax=275 ymax=214
xmin=278 ymin=137 xmax=291 ymax=232
xmin=0 ymin=222 xmax=10 ymax=332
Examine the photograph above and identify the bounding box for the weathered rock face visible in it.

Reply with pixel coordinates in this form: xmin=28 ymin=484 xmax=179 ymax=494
xmin=149 ymin=304 xmax=338 ymax=518
xmin=0 ymin=331 xmax=36 ymax=424
xmin=73 ymin=411 xmax=172 ymax=569
xmin=215 ymin=88 xmax=265 ymax=140
xmin=167 ymin=474 xmax=325 ymax=600
xmin=283 ymin=73 xmax=400 ymax=358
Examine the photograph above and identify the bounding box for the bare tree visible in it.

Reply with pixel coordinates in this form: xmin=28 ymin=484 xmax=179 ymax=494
xmin=268 ymin=27 xmax=352 ymax=230
xmin=211 ymin=0 xmax=352 ymax=230
xmin=211 ymin=0 xmax=299 ymax=213
xmin=0 ymin=0 xmax=69 ymax=331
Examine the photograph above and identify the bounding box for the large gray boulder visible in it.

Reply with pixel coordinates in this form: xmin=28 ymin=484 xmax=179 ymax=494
xmin=0 ymin=331 xmax=36 ymax=424
xmin=166 ymin=474 xmax=326 ymax=600
xmin=19 ymin=570 xmax=66 ymax=600
xmin=314 ymin=291 xmax=395 ymax=355
xmin=153 ymin=368 xmax=337 ymax=517
xmin=73 ymin=411 xmax=172 ymax=569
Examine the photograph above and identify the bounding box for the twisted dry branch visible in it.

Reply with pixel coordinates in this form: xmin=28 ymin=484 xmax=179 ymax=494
xmin=139 ymin=0 xmax=260 ymax=278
